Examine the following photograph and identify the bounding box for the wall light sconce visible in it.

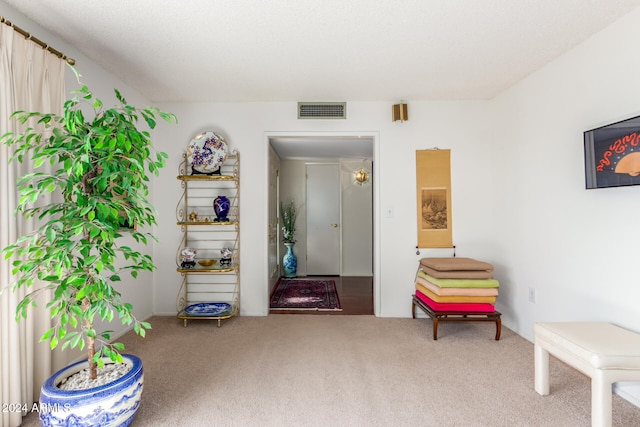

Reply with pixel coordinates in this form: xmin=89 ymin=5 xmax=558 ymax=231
xmin=353 ymin=167 xmax=371 ymax=186
xmin=392 ymin=102 xmax=408 ymax=122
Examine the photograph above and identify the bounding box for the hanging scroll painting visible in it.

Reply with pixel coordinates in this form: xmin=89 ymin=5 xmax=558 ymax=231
xmin=416 ymin=149 xmax=453 ymax=248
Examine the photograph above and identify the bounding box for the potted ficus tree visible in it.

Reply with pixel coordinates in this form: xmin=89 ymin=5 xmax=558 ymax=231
xmin=1 ymin=67 xmax=176 ymax=426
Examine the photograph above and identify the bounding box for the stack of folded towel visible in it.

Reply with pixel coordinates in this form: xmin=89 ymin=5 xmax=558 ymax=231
xmin=414 ymin=257 xmax=499 ymax=313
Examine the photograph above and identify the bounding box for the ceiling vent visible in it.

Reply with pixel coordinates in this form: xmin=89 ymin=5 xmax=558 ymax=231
xmin=297 ymin=102 xmax=346 ymax=119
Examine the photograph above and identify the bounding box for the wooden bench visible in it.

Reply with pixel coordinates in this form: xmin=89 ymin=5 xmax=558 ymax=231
xmin=411 ymin=295 xmax=501 ymax=340
xmin=534 ymin=322 xmax=640 ymax=427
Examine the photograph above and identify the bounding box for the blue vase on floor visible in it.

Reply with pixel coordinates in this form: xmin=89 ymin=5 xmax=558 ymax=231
xmin=283 ymin=242 xmax=297 ymax=278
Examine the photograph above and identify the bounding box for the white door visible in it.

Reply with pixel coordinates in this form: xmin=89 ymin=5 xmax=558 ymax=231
xmin=306 ymin=164 xmax=340 ymax=275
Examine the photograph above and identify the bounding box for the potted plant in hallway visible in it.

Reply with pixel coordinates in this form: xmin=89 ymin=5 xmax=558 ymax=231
xmin=280 ymin=199 xmax=298 ymax=277
xmin=1 ymin=67 xmax=176 ymax=426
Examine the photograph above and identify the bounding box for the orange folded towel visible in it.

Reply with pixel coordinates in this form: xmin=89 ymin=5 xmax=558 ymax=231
xmin=415 ymin=282 xmax=496 ymax=304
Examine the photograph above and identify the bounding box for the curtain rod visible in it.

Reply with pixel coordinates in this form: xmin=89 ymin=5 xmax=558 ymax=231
xmin=1 ymin=15 xmax=75 ymax=66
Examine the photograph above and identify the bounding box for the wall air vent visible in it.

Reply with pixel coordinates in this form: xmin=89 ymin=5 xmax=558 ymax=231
xmin=297 ymin=102 xmax=347 ymax=119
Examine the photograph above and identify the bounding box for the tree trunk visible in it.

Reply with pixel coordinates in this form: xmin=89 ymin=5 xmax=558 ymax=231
xmin=81 ymin=297 xmax=97 ymax=380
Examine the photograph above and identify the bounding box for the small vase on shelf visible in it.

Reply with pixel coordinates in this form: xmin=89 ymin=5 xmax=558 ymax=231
xmin=213 ymin=195 xmax=230 ymax=222
xmin=283 ymin=242 xmax=297 ymax=278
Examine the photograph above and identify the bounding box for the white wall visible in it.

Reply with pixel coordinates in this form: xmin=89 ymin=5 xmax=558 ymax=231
xmin=341 ymin=160 xmax=373 ymax=276
xmin=489 ymin=7 xmax=640 ymax=339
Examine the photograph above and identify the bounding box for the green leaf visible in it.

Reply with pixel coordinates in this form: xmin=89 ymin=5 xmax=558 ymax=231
xmin=70 ymin=333 xmax=82 ymax=349
xmin=70 ymin=304 xmax=82 ymax=316
xmin=114 ymin=88 xmax=125 ymax=104
xmin=142 ymin=113 xmax=156 ymax=129
xmin=75 ymin=287 xmax=87 ymax=300
xmin=41 ymin=327 xmax=55 ymax=341
xmin=33 ymin=157 xmax=45 ymax=169
xmin=45 ymin=227 xmax=56 ymax=243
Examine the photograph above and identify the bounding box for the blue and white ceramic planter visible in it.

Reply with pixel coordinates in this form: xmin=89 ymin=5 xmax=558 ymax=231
xmin=39 ymin=354 xmax=143 ymax=427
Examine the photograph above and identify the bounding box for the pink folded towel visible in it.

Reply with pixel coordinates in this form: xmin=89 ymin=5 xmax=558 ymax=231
xmin=415 ymin=290 xmax=496 ymax=313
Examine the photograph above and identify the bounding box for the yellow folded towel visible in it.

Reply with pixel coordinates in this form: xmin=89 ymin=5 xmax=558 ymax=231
xmin=415 ymin=282 xmax=497 ymax=304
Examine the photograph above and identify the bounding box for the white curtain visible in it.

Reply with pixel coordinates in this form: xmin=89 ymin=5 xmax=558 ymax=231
xmin=0 ymin=24 xmax=65 ymax=427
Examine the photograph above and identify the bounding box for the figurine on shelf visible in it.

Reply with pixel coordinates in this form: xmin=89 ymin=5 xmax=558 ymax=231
xmin=188 ymin=211 xmax=198 ymax=222
xmin=220 ymin=247 xmax=232 ymax=267
xmin=180 ymin=247 xmax=197 ymax=269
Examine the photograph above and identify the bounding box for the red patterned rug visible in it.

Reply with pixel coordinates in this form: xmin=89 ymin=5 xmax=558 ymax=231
xmin=270 ymin=278 xmax=342 ymax=311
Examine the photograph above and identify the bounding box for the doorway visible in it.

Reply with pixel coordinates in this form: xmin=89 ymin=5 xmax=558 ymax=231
xmin=267 ymin=133 xmax=378 ymax=315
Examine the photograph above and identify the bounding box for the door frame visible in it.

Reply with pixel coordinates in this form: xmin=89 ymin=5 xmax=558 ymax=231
xmin=265 ymin=131 xmax=380 ymax=316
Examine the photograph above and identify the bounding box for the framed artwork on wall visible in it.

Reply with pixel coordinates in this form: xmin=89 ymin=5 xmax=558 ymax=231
xmin=584 ymin=115 xmax=640 ymax=189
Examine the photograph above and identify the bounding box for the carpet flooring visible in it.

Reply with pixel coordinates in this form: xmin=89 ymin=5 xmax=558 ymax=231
xmin=17 ymin=315 xmax=640 ymax=426
xmin=269 ymin=278 xmax=342 ymax=311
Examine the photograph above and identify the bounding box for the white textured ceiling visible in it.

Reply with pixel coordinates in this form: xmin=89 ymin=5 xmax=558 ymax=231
xmin=4 ymin=0 xmax=640 ymax=103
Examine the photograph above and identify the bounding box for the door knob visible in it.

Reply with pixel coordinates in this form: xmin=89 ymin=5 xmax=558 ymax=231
xmin=331 ymin=223 xmax=338 ymax=228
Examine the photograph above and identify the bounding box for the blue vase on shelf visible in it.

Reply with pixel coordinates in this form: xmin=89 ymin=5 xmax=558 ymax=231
xmin=283 ymin=242 xmax=297 ymax=278
xmin=213 ymin=195 xmax=230 ymax=222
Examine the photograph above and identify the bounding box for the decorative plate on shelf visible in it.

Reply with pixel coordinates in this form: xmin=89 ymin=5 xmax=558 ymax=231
xmin=186 ymin=131 xmax=228 ymax=175
xmin=184 ymin=302 xmax=232 ymax=316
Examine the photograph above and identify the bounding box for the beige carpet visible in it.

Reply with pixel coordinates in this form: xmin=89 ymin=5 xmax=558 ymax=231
xmin=20 ymin=315 xmax=640 ymax=426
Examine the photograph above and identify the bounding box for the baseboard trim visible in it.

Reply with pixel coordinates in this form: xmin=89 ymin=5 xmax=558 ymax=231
xmin=614 ymin=382 xmax=640 ymax=408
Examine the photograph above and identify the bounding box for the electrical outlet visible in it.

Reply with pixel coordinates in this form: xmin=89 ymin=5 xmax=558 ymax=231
xmin=528 ymin=287 xmax=536 ymax=303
